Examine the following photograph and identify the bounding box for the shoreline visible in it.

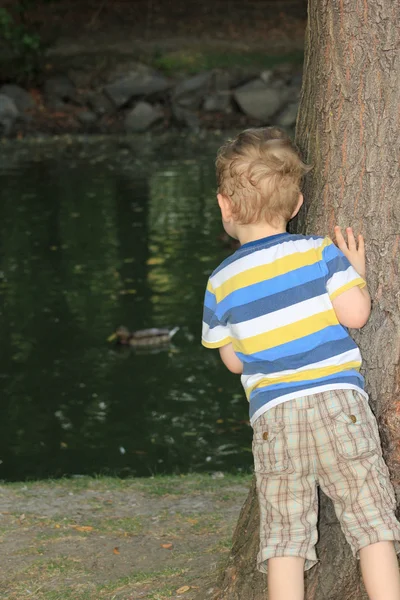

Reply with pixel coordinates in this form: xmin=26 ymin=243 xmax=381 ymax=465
xmin=0 ymin=473 xmax=251 ymax=599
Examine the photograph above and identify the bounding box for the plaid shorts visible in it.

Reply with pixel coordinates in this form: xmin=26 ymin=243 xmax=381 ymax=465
xmin=252 ymin=389 xmax=400 ymax=572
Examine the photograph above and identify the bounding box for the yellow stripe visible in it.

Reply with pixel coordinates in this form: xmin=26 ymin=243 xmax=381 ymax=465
xmin=231 ymin=309 xmax=338 ymax=355
xmin=330 ymin=278 xmax=366 ymax=300
xmin=214 ymin=239 xmax=331 ymax=303
xmin=202 ymin=337 xmax=231 ymax=349
xmin=206 ymin=280 xmax=214 ymax=293
xmin=246 ymin=361 xmax=361 ymax=398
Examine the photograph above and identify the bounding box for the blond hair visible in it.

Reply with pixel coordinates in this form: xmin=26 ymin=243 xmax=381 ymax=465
xmin=216 ymin=127 xmax=311 ymax=225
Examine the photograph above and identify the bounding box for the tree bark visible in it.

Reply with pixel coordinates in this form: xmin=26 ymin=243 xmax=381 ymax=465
xmin=205 ymin=1 xmax=400 ymax=598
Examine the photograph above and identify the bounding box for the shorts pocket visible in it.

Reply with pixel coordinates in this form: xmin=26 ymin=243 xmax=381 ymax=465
xmin=328 ymin=407 xmax=377 ymax=461
xmin=252 ymin=421 xmax=293 ymax=475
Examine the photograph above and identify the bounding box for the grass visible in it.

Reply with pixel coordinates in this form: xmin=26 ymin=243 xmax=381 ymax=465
xmin=134 ymin=472 xmax=251 ymax=496
xmin=2 ymin=472 xmax=251 ymax=496
xmin=151 ymin=48 xmax=304 ymax=75
xmin=0 ymin=473 xmax=252 ymax=600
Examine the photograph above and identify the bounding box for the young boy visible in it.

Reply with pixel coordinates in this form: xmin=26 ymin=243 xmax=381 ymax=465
xmin=201 ymin=127 xmax=400 ymax=600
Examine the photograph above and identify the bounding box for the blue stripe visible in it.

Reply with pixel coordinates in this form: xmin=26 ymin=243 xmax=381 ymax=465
xmin=203 ymin=289 xmax=216 ymax=311
xmin=211 ymin=233 xmax=324 ymax=276
xmin=323 ymin=242 xmax=341 ymax=262
xmin=240 ymin=233 xmax=322 ymax=250
xmin=236 ymin=325 xmax=349 ymax=363
xmin=226 ymin=277 xmax=326 ymax=324
xmin=242 ymin=336 xmax=358 ymax=376
xmin=249 ymin=373 xmax=365 ymax=419
xmin=216 ymin=262 xmax=325 ymax=319
xmin=240 ymin=232 xmax=290 ymax=249
xmin=202 ymin=306 xmax=214 ymax=327
xmin=325 ymin=255 xmax=351 ymax=279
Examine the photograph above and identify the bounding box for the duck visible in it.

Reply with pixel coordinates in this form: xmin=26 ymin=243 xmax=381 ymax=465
xmin=108 ymin=325 xmax=179 ymax=347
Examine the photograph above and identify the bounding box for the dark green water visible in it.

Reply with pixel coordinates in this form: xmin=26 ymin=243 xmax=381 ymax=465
xmin=0 ymin=134 xmax=253 ymax=481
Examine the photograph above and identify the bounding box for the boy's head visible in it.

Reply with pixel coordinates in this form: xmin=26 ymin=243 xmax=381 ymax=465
xmin=216 ymin=127 xmax=311 ymax=233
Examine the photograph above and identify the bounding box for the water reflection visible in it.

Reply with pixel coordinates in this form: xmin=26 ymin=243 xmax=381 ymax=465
xmin=0 ymin=135 xmax=253 ymax=481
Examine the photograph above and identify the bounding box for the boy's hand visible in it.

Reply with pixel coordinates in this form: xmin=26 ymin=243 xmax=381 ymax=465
xmin=334 ymin=226 xmax=366 ymax=279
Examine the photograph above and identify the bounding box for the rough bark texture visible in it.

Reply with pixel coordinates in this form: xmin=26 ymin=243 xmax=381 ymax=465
xmin=205 ymin=1 xmax=400 ymax=599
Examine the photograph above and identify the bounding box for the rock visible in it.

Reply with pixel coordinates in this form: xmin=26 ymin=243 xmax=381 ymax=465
xmin=0 ymin=94 xmax=19 ymax=135
xmin=290 ymin=70 xmax=303 ymax=88
xmin=172 ymin=104 xmax=200 ymax=130
xmin=44 ymin=75 xmax=80 ymax=104
xmin=124 ymin=102 xmax=163 ymax=133
xmin=260 ymin=70 xmax=273 ymax=85
xmin=86 ymin=91 xmax=114 ymax=116
xmin=0 ymin=84 xmax=35 ymax=112
xmin=203 ymin=92 xmax=231 ymax=113
xmin=77 ymin=110 xmax=98 ymax=125
xmin=173 ymin=72 xmax=212 ymax=110
xmin=211 ymin=471 xmax=225 ymax=479
xmin=234 ymin=79 xmax=287 ymax=122
xmin=104 ymin=72 xmax=170 ymax=108
xmin=47 ymin=99 xmax=71 ymax=112
xmin=274 ymin=62 xmax=296 ymax=83
xmin=213 ymin=70 xmax=232 ymax=92
xmin=277 ymin=102 xmax=299 ymax=128
xmin=67 ymin=68 xmax=96 ymax=90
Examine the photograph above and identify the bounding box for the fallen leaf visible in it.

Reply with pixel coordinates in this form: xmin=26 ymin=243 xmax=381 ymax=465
xmin=72 ymin=525 xmax=94 ymax=532
xmin=161 ymin=543 xmax=173 ymax=549
xmin=113 ymin=547 xmax=120 ymax=554
xmin=147 ymin=257 xmax=165 ymax=265
xmin=177 ymin=586 xmax=191 ymax=594
xmin=55 ymin=524 xmax=61 ymax=529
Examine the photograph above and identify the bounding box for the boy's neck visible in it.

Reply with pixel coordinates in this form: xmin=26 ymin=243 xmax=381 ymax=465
xmin=236 ymin=222 xmax=288 ymax=246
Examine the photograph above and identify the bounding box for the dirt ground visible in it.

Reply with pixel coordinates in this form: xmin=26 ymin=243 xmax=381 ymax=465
xmin=0 ymin=474 xmax=252 ymax=600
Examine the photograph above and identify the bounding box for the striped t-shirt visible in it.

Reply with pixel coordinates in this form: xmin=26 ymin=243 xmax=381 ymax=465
xmin=202 ymin=232 xmax=367 ymax=425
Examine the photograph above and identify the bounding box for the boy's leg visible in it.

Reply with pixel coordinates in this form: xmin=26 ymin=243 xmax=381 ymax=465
xmin=316 ymin=390 xmax=400 ymax=596
xmin=252 ymin=399 xmax=320 ymax=595
xmin=268 ymin=557 xmax=305 ymax=600
xmin=360 ymin=541 xmax=400 ymax=600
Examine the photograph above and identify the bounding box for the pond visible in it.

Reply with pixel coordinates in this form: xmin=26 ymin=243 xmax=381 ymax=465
xmin=0 ymin=133 xmax=253 ymax=481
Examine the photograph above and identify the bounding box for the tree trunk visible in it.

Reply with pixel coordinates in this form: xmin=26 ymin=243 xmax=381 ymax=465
xmin=205 ymin=1 xmax=400 ymax=598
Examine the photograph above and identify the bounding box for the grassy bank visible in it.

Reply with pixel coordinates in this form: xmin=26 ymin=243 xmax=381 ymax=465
xmin=0 ymin=473 xmax=252 ymax=600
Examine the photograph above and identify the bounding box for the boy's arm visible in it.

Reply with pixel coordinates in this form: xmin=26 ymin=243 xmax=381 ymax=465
xmin=219 ymin=343 xmax=243 ymax=374
xmin=202 ymin=279 xmax=243 ymax=374
xmin=331 ymin=226 xmax=371 ymax=329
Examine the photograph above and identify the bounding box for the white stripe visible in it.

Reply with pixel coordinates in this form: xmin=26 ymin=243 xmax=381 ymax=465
xmin=327 ymin=265 xmax=362 ymax=296
xmin=241 ymin=348 xmax=361 ymax=391
xmin=250 ymin=384 xmax=369 ymax=425
xmin=210 ymin=237 xmax=325 ymax=289
xmin=202 ymin=321 xmax=229 ymax=343
xmin=230 ymin=294 xmax=333 ymax=340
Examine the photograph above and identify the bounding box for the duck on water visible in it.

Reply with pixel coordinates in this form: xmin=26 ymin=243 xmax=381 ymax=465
xmin=108 ymin=326 xmax=180 ymax=347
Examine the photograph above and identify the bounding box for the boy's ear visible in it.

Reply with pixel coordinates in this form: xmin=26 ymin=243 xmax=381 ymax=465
xmin=290 ymin=193 xmax=304 ymax=219
xmin=217 ymin=193 xmax=233 ymax=221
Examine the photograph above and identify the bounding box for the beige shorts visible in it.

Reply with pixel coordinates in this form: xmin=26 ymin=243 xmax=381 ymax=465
xmin=252 ymin=389 xmax=400 ymax=572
